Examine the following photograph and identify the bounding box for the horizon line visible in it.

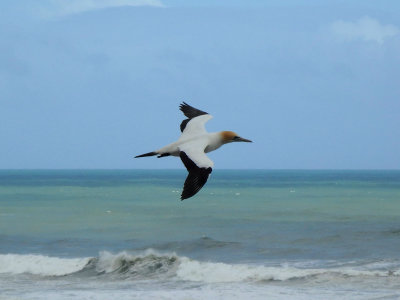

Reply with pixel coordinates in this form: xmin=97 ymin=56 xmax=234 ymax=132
xmin=1 ymin=168 xmax=399 ymax=171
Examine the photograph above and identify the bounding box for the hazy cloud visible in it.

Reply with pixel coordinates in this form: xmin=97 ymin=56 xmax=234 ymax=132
xmin=43 ymin=0 xmax=163 ymax=17
xmin=330 ymin=16 xmax=399 ymax=44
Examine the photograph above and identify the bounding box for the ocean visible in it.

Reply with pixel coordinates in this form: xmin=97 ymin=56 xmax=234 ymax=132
xmin=0 ymin=169 xmax=400 ymax=299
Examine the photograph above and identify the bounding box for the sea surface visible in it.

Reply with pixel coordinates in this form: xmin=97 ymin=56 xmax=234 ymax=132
xmin=0 ymin=169 xmax=400 ymax=299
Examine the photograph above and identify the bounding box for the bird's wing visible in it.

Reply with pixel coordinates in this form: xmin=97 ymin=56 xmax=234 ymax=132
xmin=179 ymin=102 xmax=210 ymax=132
xmin=180 ymin=102 xmax=208 ymax=119
xmin=179 ymin=114 xmax=213 ymax=140
xmin=179 ymin=140 xmax=214 ymax=200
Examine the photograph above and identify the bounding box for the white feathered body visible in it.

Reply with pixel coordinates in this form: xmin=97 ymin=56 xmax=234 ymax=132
xmin=155 ymin=115 xmax=225 ymax=168
xmin=157 ymin=132 xmax=223 ymax=156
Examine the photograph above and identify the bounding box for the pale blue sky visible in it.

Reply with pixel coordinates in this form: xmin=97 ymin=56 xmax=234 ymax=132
xmin=1 ymin=0 xmax=399 ymax=169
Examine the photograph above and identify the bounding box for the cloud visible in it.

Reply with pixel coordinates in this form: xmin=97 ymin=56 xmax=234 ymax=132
xmin=43 ymin=0 xmax=163 ymax=17
xmin=330 ymin=16 xmax=399 ymax=44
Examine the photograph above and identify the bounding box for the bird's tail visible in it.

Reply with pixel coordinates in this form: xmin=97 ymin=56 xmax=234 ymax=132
xmin=134 ymin=151 xmax=157 ymax=158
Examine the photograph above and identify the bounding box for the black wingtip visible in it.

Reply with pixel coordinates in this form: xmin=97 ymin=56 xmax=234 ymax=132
xmin=179 ymin=102 xmax=186 ymax=111
xmin=180 ymin=193 xmax=190 ymax=201
xmin=134 ymin=151 xmax=157 ymax=158
xmin=179 ymin=102 xmax=208 ymax=119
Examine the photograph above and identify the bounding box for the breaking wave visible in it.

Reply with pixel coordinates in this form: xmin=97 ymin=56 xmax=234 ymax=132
xmin=0 ymin=253 xmax=89 ymax=276
xmin=1 ymin=250 xmax=399 ymax=282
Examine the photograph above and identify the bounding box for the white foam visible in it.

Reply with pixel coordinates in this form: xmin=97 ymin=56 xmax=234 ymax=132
xmin=95 ymin=249 xmax=178 ymax=274
xmin=1 ymin=251 xmax=398 ymax=282
xmin=96 ymin=251 xmax=130 ymax=273
xmin=5 ymin=278 xmax=398 ymax=300
xmin=94 ymin=251 xmax=324 ymax=281
xmin=0 ymin=254 xmax=90 ymax=276
xmin=177 ymin=259 xmax=317 ymax=282
xmin=176 ymin=258 xmax=398 ymax=283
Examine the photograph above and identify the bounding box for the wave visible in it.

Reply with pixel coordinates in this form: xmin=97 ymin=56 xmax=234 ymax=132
xmin=176 ymin=259 xmax=400 ymax=283
xmin=0 ymin=253 xmax=89 ymax=276
xmin=1 ymin=250 xmax=399 ymax=282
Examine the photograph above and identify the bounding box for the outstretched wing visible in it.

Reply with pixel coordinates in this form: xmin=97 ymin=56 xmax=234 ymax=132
xmin=179 ymin=140 xmax=214 ymax=200
xmin=178 ymin=114 xmax=213 ymax=141
xmin=179 ymin=102 xmax=209 ymax=132
xmin=180 ymin=102 xmax=208 ymax=119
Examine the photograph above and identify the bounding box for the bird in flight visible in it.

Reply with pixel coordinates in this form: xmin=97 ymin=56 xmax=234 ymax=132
xmin=135 ymin=102 xmax=252 ymax=200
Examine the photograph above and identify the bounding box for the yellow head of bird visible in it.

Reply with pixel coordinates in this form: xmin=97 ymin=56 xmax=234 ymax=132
xmin=220 ymin=131 xmax=252 ymax=143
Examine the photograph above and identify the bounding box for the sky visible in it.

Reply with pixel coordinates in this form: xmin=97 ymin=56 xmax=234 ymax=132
xmin=1 ymin=0 xmax=399 ymax=169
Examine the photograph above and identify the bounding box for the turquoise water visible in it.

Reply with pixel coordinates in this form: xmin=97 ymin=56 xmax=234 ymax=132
xmin=1 ymin=170 xmax=400 ymax=299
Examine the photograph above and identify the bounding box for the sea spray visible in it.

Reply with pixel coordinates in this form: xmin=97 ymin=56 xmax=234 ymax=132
xmin=0 ymin=254 xmax=90 ymax=276
xmin=94 ymin=250 xmax=179 ymax=278
xmin=1 ymin=251 xmax=398 ymax=282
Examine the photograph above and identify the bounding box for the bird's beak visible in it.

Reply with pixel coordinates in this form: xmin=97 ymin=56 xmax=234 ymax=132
xmin=236 ymin=137 xmax=252 ymax=143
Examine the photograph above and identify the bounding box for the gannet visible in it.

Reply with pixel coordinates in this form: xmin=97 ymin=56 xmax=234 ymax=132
xmin=135 ymin=102 xmax=252 ymax=200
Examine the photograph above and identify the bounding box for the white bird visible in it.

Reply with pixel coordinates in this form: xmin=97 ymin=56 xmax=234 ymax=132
xmin=135 ymin=102 xmax=252 ymax=200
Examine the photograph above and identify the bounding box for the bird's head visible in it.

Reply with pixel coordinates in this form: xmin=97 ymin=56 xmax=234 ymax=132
xmin=220 ymin=131 xmax=252 ymax=144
